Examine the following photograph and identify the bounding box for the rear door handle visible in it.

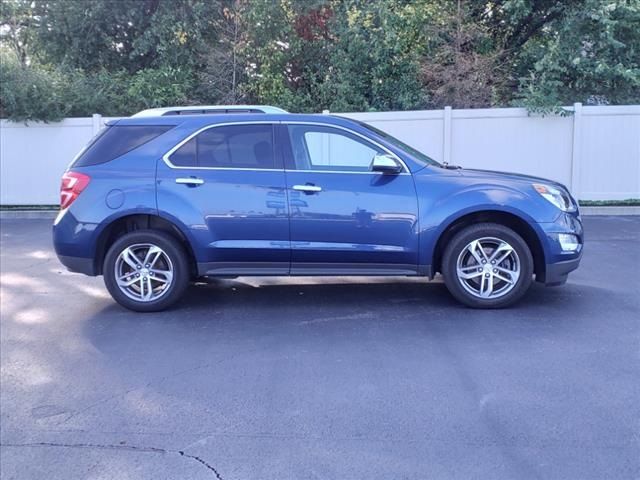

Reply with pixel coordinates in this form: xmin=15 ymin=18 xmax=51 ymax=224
xmin=175 ymin=177 xmax=204 ymax=186
xmin=292 ymin=184 xmax=322 ymax=193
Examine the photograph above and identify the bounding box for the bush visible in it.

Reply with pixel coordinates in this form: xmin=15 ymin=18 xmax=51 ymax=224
xmin=0 ymin=50 xmax=196 ymax=121
xmin=0 ymin=52 xmax=69 ymax=122
xmin=126 ymin=67 xmax=194 ymax=110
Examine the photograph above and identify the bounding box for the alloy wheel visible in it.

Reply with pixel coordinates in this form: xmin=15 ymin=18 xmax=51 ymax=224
xmin=455 ymin=237 xmax=521 ymax=299
xmin=114 ymin=243 xmax=174 ymax=302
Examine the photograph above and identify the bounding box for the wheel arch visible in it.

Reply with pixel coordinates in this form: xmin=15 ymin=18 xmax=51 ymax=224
xmin=432 ymin=209 xmax=546 ymax=279
xmin=94 ymin=213 xmax=198 ymax=277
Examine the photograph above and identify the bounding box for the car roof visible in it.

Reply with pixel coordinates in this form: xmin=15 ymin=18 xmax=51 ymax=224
xmin=131 ymin=105 xmax=288 ymax=117
xmin=111 ymin=113 xmax=354 ymax=128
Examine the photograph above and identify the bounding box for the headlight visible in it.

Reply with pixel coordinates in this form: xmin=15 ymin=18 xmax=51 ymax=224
xmin=533 ymin=183 xmax=576 ymax=212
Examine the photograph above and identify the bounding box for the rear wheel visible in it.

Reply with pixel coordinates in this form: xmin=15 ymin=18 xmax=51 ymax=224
xmin=103 ymin=230 xmax=189 ymax=312
xmin=442 ymin=223 xmax=533 ymax=308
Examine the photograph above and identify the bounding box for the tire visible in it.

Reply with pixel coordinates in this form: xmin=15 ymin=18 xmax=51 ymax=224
xmin=441 ymin=223 xmax=533 ymax=308
xmin=103 ymin=230 xmax=189 ymax=312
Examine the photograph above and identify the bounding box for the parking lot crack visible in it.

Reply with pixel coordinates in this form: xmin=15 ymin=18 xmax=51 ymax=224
xmin=178 ymin=450 xmax=225 ymax=480
xmin=0 ymin=442 xmax=224 ymax=478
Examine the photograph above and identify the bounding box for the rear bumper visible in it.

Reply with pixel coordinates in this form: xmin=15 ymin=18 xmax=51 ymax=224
xmin=57 ymin=254 xmax=97 ymax=276
xmin=53 ymin=209 xmax=100 ymax=276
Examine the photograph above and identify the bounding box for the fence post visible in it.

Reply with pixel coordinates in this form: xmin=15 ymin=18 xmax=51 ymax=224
xmin=443 ymin=106 xmax=452 ymax=165
xmin=570 ymin=102 xmax=582 ymax=198
xmin=91 ymin=113 xmax=102 ymax=135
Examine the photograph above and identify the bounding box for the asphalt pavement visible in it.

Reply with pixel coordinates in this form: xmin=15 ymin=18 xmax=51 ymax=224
xmin=1 ymin=216 xmax=638 ymax=479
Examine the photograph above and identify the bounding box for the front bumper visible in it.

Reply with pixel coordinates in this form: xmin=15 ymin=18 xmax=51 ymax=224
xmin=536 ymin=211 xmax=583 ymax=286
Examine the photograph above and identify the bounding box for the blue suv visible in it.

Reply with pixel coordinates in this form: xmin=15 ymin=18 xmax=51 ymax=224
xmin=53 ymin=106 xmax=583 ymax=311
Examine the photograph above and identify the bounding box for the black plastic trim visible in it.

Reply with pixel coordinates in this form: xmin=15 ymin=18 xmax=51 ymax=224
xmin=57 ymin=255 xmax=97 ymax=276
xmin=198 ymin=262 xmax=289 ymax=276
xmin=197 ymin=262 xmax=430 ymax=277
xmin=540 ymin=256 xmax=582 ymax=286
xmin=290 ymin=262 xmax=419 ymax=276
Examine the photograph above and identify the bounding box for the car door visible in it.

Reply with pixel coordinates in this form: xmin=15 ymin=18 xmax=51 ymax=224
xmin=279 ymin=122 xmax=420 ymax=275
xmin=156 ymin=122 xmax=290 ymax=275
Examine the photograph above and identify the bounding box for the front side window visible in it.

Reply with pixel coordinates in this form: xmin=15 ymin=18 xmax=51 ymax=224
xmin=286 ymin=125 xmax=385 ymax=172
xmin=169 ymin=124 xmax=275 ymax=169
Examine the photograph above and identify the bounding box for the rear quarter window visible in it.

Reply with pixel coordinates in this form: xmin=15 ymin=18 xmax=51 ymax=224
xmin=73 ymin=125 xmax=173 ymax=167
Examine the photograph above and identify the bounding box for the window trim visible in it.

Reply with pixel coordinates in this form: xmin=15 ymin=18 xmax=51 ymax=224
xmin=162 ymin=120 xmax=409 ymax=174
xmin=163 ymin=121 xmax=282 ymax=171
xmin=281 ymin=121 xmax=409 ymax=174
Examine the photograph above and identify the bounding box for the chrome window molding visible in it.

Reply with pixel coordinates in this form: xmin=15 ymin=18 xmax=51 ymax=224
xmin=162 ymin=121 xmax=278 ymax=171
xmin=285 ymin=169 xmax=410 ymax=176
xmin=162 ymin=120 xmax=410 ymax=174
xmin=171 ymin=166 xmax=283 ymax=172
xmin=282 ymin=121 xmax=409 ymax=173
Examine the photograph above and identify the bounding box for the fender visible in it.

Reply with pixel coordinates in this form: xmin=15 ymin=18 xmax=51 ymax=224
xmin=155 ymin=208 xmax=208 ymax=263
xmin=415 ymin=182 xmax=551 ymax=272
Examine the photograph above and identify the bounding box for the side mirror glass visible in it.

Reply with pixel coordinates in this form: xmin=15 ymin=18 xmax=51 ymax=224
xmin=370 ymin=154 xmax=403 ymax=174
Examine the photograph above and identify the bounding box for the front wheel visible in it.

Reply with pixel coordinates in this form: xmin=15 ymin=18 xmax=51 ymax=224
xmin=442 ymin=223 xmax=534 ymax=308
xmin=103 ymin=230 xmax=189 ymax=312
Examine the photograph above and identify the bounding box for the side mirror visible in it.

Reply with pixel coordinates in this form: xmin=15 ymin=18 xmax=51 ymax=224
xmin=370 ymin=154 xmax=403 ymax=174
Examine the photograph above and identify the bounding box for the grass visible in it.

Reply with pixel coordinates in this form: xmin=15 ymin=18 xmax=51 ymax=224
xmin=1 ymin=205 xmax=59 ymax=211
xmin=578 ymin=199 xmax=640 ymax=207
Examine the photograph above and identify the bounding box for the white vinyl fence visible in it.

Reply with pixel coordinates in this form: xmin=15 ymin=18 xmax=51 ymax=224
xmin=1 ymin=105 xmax=638 ymax=205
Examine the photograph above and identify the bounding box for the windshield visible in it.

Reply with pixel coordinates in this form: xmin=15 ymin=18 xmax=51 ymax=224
xmin=351 ymin=119 xmax=442 ymax=167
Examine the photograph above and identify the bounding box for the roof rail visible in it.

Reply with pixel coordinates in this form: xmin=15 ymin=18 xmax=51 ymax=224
xmin=132 ymin=105 xmax=288 ymax=117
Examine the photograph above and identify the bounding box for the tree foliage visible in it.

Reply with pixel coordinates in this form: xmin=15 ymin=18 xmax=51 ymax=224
xmin=514 ymin=0 xmax=640 ymax=112
xmin=1 ymin=0 xmax=638 ymax=121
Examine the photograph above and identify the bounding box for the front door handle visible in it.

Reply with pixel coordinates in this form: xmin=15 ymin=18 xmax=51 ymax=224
xmin=175 ymin=177 xmax=204 ymax=186
xmin=292 ymin=184 xmax=322 ymax=193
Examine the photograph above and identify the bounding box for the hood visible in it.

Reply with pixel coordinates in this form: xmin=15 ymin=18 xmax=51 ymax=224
xmin=456 ymin=168 xmax=567 ymax=190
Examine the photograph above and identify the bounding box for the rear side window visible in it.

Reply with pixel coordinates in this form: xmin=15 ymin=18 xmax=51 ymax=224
xmin=73 ymin=125 xmax=173 ymax=167
xmin=169 ymin=124 xmax=275 ymax=169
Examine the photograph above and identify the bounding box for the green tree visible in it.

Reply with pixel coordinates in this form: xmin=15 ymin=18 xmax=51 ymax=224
xmin=0 ymin=50 xmax=66 ymax=121
xmin=0 ymin=0 xmax=36 ymax=65
xmin=242 ymin=0 xmax=432 ymax=112
xmin=29 ymin=0 xmax=219 ymax=73
xmin=127 ymin=67 xmax=193 ymax=110
xmin=514 ymin=0 xmax=640 ymax=111
xmin=240 ymin=0 xmax=331 ymax=112
xmin=323 ymin=0 xmax=431 ymax=111
xmin=197 ymin=0 xmax=250 ymax=104
xmin=1 ymin=0 xmax=640 ymax=121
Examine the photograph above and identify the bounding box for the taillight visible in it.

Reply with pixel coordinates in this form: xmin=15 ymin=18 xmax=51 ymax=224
xmin=60 ymin=171 xmax=91 ymax=209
